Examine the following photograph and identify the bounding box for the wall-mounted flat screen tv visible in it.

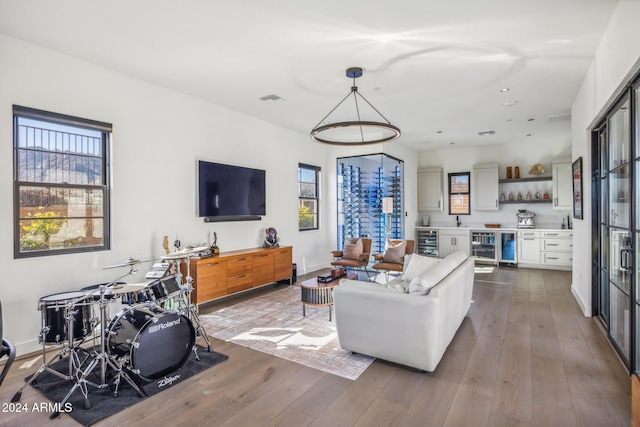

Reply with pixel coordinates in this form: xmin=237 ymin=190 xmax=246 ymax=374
xmin=197 ymin=160 xmax=266 ymax=218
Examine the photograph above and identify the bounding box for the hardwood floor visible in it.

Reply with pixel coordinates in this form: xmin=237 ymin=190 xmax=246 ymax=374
xmin=0 ymin=266 xmax=631 ymax=426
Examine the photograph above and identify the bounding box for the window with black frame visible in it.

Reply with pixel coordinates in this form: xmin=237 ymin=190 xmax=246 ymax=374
xmin=13 ymin=106 xmax=111 ymax=258
xmin=448 ymin=172 xmax=470 ymax=215
xmin=298 ymin=163 xmax=320 ymax=230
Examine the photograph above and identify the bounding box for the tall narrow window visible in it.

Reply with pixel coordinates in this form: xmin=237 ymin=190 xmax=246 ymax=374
xmin=298 ymin=163 xmax=320 ymax=230
xmin=13 ymin=106 xmax=111 ymax=258
xmin=449 ymin=172 xmax=470 ymax=215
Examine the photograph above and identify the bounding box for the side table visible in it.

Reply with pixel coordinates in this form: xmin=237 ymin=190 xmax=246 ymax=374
xmin=300 ymin=272 xmax=357 ymax=321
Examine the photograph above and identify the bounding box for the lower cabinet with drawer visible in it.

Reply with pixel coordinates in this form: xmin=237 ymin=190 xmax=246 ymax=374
xmin=184 ymin=246 xmax=293 ymax=303
xmin=541 ymin=231 xmax=573 ymax=268
xmin=517 ymin=230 xmax=572 ymax=270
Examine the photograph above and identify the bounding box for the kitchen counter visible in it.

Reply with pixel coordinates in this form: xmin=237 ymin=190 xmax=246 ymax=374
xmin=415 ymin=225 xmax=570 ymax=232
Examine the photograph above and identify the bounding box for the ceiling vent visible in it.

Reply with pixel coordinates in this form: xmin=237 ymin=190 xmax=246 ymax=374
xmin=546 ymin=114 xmax=571 ymax=124
xmin=478 ymin=130 xmax=495 ymax=136
xmin=259 ymin=94 xmax=285 ymax=101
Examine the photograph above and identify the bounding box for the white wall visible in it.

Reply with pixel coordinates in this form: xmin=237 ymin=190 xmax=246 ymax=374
xmin=0 ymin=34 xmax=345 ymax=354
xmin=571 ymin=1 xmax=640 ymax=316
xmin=417 ymin=139 xmax=572 ymax=228
xmin=0 ymin=34 xmax=421 ymax=355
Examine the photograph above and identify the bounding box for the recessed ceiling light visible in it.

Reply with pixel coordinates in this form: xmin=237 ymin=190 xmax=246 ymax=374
xmin=500 ymin=88 xmax=509 ymax=92
xmin=503 ymin=100 xmax=518 ymax=107
xmin=527 ymin=118 xmax=535 ymax=122
xmin=526 ymin=134 xmax=532 ymax=136
xmin=450 ymin=142 xmax=455 ymax=145
xmin=437 ymin=130 xmax=443 ymax=134
xmin=478 ymin=130 xmax=495 ymax=136
xmin=506 ymin=119 xmax=513 ymax=122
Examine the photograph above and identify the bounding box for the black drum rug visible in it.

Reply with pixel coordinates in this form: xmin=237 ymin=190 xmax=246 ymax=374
xmin=28 ymin=345 xmax=227 ymax=426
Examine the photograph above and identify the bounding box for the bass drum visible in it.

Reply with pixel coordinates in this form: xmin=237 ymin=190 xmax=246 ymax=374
xmin=106 ymin=304 xmax=195 ymax=381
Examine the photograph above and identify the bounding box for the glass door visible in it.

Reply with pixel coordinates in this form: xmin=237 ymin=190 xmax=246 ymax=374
xmin=607 ymin=97 xmax=632 ymax=362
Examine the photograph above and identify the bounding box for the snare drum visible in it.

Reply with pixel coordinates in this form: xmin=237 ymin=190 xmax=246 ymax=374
xmin=39 ymin=291 xmax=94 ymax=344
xmin=114 ymin=283 xmax=155 ymax=305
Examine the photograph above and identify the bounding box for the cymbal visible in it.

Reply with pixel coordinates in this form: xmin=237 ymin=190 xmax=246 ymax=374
xmin=161 ymin=245 xmax=209 ymax=260
xmin=103 ymin=257 xmax=154 ymax=269
xmin=85 ymin=283 xmax=148 ymax=297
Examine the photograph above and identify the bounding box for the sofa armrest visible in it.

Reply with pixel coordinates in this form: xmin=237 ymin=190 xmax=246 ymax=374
xmin=372 ymin=253 xmax=384 ymax=262
xmin=331 ymin=250 xmax=343 ymax=258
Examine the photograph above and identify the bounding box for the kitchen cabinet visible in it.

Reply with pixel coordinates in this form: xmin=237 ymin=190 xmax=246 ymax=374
xmin=541 ymin=230 xmax=573 ymax=267
xmin=418 ymin=167 xmax=443 ymax=211
xmin=438 ymin=228 xmax=471 ymax=257
xmin=517 ymin=230 xmax=541 ymax=264
xmin=552 ymin=158 xmax=572 ymax=211
xmin=473 ymin=163 xmax=499 ymax=211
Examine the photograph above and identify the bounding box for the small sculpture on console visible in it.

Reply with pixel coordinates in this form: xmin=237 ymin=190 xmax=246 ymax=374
xmin=263 ymin=227 xmax=280 ymax=248
xmin=210 ymin=232 xmax=220 ymax=255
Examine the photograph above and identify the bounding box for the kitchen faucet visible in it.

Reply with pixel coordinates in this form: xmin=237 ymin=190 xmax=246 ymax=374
xmin=456 ymin=215 xmax=461 ymax=227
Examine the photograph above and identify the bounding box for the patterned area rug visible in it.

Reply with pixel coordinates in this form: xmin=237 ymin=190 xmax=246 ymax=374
xmin=199 ymin=284 xmax=374 ymax=380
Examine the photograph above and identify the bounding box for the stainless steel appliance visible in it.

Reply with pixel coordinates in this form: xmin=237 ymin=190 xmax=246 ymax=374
xmin=516 ymin=210 xmax=535 ymax=229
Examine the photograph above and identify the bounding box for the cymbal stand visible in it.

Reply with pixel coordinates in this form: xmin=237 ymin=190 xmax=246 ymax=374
xmin=181 ymin=256 xmax=213 ymax=355
xmin=11 ymin=304 xmax=84 ymax=402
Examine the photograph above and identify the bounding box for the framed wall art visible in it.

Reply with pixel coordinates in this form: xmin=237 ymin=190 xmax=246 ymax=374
xmin=572 ymin=157 xmax=583 ymax=219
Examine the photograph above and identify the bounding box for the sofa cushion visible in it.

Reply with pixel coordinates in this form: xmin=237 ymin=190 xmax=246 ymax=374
xmin=373 ymin=277 xmax=409 ymax=293
xmin=401 ymin=253 xmax=440 ymax=283
xmin=442 ymin=251 xmax=467 ymax=270
xmin=343 ymin=238 xmax=363 ymax=260
xmin=382 ymin=240 xmax=406 ymax=264
xmin=409 ymin=261 xmax=455 ymax=295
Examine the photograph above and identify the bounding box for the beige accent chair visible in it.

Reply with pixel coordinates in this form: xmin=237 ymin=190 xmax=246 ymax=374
xmin=331 ymin=238 xmax=372 ymax=276
xmin=372 ymin=239 xmax=415 ymax=275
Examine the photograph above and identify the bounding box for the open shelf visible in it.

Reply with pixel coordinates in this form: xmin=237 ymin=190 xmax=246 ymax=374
xmin=500 ymin=199 xmax=552 ymax=204
xmin=499 ymin=176 xmax=552 ymax=183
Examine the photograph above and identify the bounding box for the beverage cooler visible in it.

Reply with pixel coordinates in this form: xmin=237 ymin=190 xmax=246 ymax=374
xmin=498 ymin=230 xmax=517 ymax=266
xmin=471 ymin=231 xmax=497 ymax=264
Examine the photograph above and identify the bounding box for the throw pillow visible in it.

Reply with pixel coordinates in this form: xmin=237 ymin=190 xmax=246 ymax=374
xmin=409 ymin=261 xmax=453 ymax=295
xmin=401 ymin=253 xmax=440 ymax=283
xmin=342 ymin=238 xmax=363 ymax=260
xmin=382 ymin=240 xmax=406 ymax=264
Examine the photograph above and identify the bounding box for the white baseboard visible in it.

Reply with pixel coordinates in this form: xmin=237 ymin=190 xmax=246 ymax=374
xmin=571 ymin=282 xmax=592 ymax=317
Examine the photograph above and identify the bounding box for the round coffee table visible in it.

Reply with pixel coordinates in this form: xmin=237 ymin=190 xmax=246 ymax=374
xmin=300 ymin=272 xmax=357 ymax=321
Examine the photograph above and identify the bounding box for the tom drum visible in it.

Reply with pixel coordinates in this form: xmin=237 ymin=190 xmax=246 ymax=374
xmin=38 ymin=291 xmax=93 ymax=344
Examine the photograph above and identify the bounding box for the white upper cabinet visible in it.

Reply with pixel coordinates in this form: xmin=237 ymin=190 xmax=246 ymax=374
xmin=552 ymin=158 xmax=572 ymax=211
xmin=473 ymin=163 xmax=499 ymax=211
xmin=418 ymin=167 xmax=443 ymax=211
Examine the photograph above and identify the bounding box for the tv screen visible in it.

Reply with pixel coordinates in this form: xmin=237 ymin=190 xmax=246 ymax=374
xmin=198 ymin=160 xmax=266 ymax=218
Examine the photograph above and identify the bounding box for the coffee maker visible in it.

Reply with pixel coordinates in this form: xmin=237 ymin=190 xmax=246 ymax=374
xmin=516 ymin=210 xmax=535 ymax=229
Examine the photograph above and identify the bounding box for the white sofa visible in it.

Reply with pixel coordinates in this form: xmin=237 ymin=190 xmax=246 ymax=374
xmin=333 ymin=251 xmax=474 ymax=372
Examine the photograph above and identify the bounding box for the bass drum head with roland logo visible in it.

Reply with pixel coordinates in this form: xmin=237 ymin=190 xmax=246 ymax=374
xmin=107 ymin=304 xmax=195 ymax=381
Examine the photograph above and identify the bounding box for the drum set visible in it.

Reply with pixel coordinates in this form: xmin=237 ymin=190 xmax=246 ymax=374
xmin=12 ymin=247 xmax=213 ymax=415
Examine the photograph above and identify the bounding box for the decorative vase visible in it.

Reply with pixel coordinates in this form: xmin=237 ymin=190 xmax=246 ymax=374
xmin=506 ymin=166 xmax=512 ymax=179
xmin=514 ymin=166 xmax=520 ymax=179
